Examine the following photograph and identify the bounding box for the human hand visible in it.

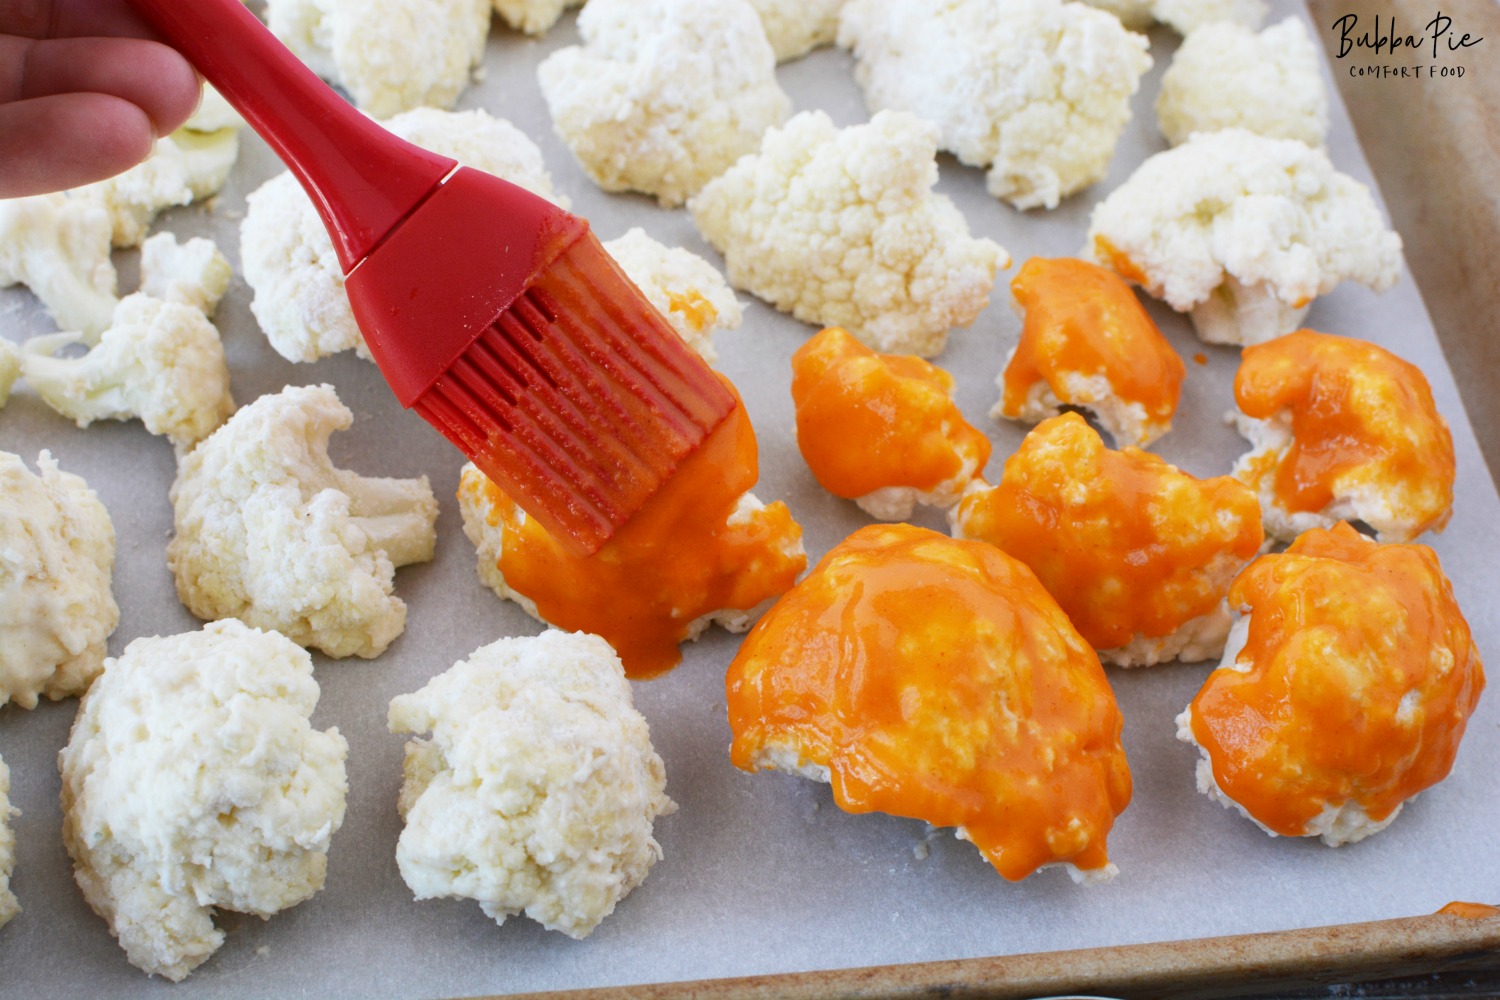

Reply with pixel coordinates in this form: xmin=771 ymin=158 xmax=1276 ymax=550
xmin=0 ymin=0 xmax=202 ymax=198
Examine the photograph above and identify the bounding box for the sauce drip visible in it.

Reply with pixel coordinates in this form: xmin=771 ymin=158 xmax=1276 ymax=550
xmin=1437 ymin=902 xmax=1500 ymax=920
xmin=726 ymin=523 xmax=1132 ymax=882
xmin=1190 ymin=523 xmax=1484 ymax=836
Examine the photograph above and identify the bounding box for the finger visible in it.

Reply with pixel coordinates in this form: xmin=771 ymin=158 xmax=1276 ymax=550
xmin=0 ymin=35 xmax=201 ymax=136
xmin=0 ymin=92 xmax=155 ymax=197
xmin=0 ymin=0 xmax=164 ymax=42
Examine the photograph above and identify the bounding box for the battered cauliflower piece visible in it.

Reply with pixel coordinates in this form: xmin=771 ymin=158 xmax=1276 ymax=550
xmin=138 ymin=233 xmax=233 ymax=317
xmin=458 ymin=394 xmax=805 ymax=679
xmin=994 ymin=257 xmax=1185 ymax=449
xmin=22 ymin=295 xmax=234 ymax=454
xmin=601 ymin=228 xmax=741 ymax=364
xmin=689 ymin=110 xmax=1007 ymax=358
xmin=388 ymin=630 xmax=675 ymax=938
xmin=493 ymin=0 xmax=584 ymax=35
xmin=537 ymin=0 xmax=792 ymax=207
xmin=241 ymin=108 xmax=568 ymax=364
xmin=168 ymin=384 xmax=439 ymax=659
xmin=951 ymin=413 xmax=1264 ymax=667
xmin=1079 ymin=0 xmax=1265 ymax=34
xmin=727 ymin=523 xmax=1133 ymax=883
xmin=0 ymin=339 xmax=19 ymax=409
xmin=791 ymin=327 xmax=990 ymax=520
xmin=1157 ymin=18 xmax=1328 ymax=148
xmin=1087 ymin=129 xmax=1404 ymax=346
xmin=266 ymin=0 xmax=490 ymax=118
xmin=0 ymin=193 xmax=117 ymax=340
xmin=1230 ymin=330 xmax=1455 ymax=544
xmin=1178 ymin=523 xmax=1483 ymax=846
xmin=837 ymin=0 xmax=1152 ymax=210
xmin=749 ymin=0 xmax=846 ymax=61
xmin=59 ymin=619 xmax=349 ymax=981
xmin=0 ymin=756 xmax=18 ymax=929
xmin=0 ymin=450 xmax=117 ymax=710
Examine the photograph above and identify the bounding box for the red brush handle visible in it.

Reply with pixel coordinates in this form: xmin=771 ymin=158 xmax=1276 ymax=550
xmin=124 ymin=0 xmax=456 ymax=273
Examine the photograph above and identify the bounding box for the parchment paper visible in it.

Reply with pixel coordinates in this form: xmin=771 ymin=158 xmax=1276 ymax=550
xmin=2 ymin=4 xmax=1496 ymax=998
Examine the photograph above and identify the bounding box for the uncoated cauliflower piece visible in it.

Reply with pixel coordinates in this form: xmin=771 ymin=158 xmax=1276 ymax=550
xmin=241 ymin=108 xmax=568 ymax=364
xmin=1157 ymin=18 xmax=1328 ymax=148
xmin=59 ymin=619 xmax=349 ymax=981
xmin=1086 ymin=129 xmax=1403 ymax=346
xmin=267 ymin=0 xmax=490 ymax=118
xmin=168 ymin=385 xmax=438 ymax=659
xmin=601 ymin=228 xmax=742 ymax=364
xmin=0 ymin=755 xmax=18 ymax=929
xmin=138 ymin=233 xmax=234 ymax=317
xmin=1079 ymin=0 xmax=1266 ymax=33
xmin=0 ymin=450 xmax=118 ymax=710
xmin=493 ymin=0 xmax=584 ymax=35
xmin=749 ymin=0 xmax=847 ymax=61
xmin=388 ymin=630 xmax=675 ymax=938
xmin=21 ymin=294 xmax=235 ymax=454
xmin=537 ymin=0 xmax=792 ymax=207
xmin=690 ymin=110 xmax=1007 ymax=358
xmin=0 ymin=193 xmax=117 ymax=340
xmin=0 ymin=339 xmax=19 ymax=409
xmin=838 ymin=0 xmax=1152 ymax=210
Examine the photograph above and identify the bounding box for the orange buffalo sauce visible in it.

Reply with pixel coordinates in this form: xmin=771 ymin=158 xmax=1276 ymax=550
xmin=1234 ymin=330 xmax=1455 ymax=538
xmin=726 ymin=523 xmax=1133 ymax=882
xmin=999 ymin=258 xmax=1184 ymax=445
xmin=791 ymin=327 xmax=989 ymax=502
xmin=1190 ymin=523 xmax=1484 ymax=837
xmin=953 ymin=413 xmax=1262 ymax=652
xmin=1437 ymin=902 xmax=1500 ymax=920
xmin=459 ymin=389 xmax=805 ymax=679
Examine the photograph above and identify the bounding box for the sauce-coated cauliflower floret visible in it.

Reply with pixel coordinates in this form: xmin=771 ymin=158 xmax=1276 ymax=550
xmin=791 ymin=327 xmax=990 ymax=520
xmin=22 ymin=294 xmax=235 ymax=454
xmin=749 ymin=0 xmax=847 ymax=61
xmin=241 ymin=108 xmax=568 ymax=364
xmin=0 ymin=193 xmax=117 ymax=340
xmin=1087 ymin=129 xmax=1403 ymax=346
xmin=0 ymin=756 xmax=18 ymax=929
xmin=690 ymin=110 xmax=1007 ymax=358
xmin=0 ymin=339 xmax=19 ymax=409
xmin=1157 ymin=18 xmax=1328 ymax=148
xmin=0 ymin=450 xmax=117 ymax=710
xmin=388 ymin=630 xmax=675 ymax=938
xmin=952 ymin=413 xmax=1264 ymax=667
xmin=838 ymin=0 xmax=1151 ymax=210
xmin=168 ymin=384 xmax=439 ymax=659
xmin=727 ymin=523 xmax=1133 ymax=884
xmin=1178 ymin=523 xmax=1483 ymax=847
xmin=266 ymin=0 xmax=490 ymax=118
xmin=1230 ymin=330 xmax=1454 ymax=544
xmin=601 ymin=228 xmax=741 ymax=363
xmin=138 ymin=233 xmax=234 ymax=317
xmin=538 ymin=0 xmax=792 ymax=207
xmin=493 ymin=0 xmax=584 ymax=35
xmin=59 ymin=619 xmax=349 ymax=981
xmin=1079 ymin=0 xmax=1265 ymax=34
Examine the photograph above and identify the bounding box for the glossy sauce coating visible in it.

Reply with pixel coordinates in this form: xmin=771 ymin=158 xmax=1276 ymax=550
xmin=953 ymin=413 xmax=1262 ymax=651
xmin=1190 ymin=523 xmax=1483 ymax=836
xmin=726 ymin=523 xmax=1132 ymax=882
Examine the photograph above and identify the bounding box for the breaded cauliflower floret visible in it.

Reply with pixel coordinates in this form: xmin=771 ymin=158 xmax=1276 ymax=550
xmin=22 ymin=295 xmax=234 ymax=454
xmin=0 ymin=193 xmax=117 ymax=340
xmin=0 ymin=450 xmax=117 ymax=710
xmin=1157 ymin=18 xmax=1328 ymax=148
xmin=1079 ymin=0 xmax=1265 ymax=34
xmin=838 ymin=0 xmax=1152 ymax=210
xmin=749 ymin=0 xmax=847 ymax=61
xmin=241 ymin=108 xmax=568 ymax=364
xmin=0 ymin=756 xmax=19 ymax=929
xmin=690 ymin=110 xmax=1007 ymax=358
xmin=266 ymin=0 xmax=490 ymax=118
xmin=1087 ymin=129 xmax=1403 ymax=346
xmin=601 ymin=228 xmax=741 ymax=363
xmin=0 ymin=339 xmax=19 ymax=409
xmin=951 ymin=413 xmax=1264 ymax=667
xmin=388 ymin=630 xmax=675 ymax=938
xmin=1230 ymin=330 xmax=1454 ymax=544
xmin=138 ymin=233 xmax=233 ymax=317
xmin=492 ymin=0 xmax=584 ymax=35
xmin=791 ymin=327 xmax=990 ymax=520
xmin=59 ymin=619 xmax=349 ymax=981
xmin=537 ymin=0 xmax=792 ymax=207
xmin=1178 ymin=523 xmax=1483 ymax=847
xmin=168 ymin=384 xmax=439 ymax=659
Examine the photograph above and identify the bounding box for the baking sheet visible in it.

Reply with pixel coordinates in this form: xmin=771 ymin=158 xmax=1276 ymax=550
xmin=2 ymin=4 xmax=1498 ymax=998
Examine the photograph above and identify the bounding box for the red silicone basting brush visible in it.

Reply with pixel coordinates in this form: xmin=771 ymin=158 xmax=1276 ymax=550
xmin=125 ymin=0 xmax=735 ymax=555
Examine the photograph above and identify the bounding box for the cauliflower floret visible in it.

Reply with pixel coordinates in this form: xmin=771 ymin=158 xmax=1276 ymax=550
xmin=1157 ymin=18 xmax=1328 ymax=148
xmin=388 ymin=630 xmax=675 ymax=938
xmin=59 ymin=619 xmax=349 ymax=981
xmin=241 ymin=108 xmax=568 ymax=364
xmin=138 ymin=233 xmax=233 ymax=317
xmin=0 ymin=450 xmax=117 ymax=710
xmin=537 ymin=0 xmax=792 ymax=207
xmin=266 ymin=0 xmax=490 ymax=118
xmin=492 ymin=0 xmax=584 ymax=35
xmin=838 ymin=0 xmax=1152 ymax=210
xmin=21 ymin=294 xmax=234 ymax=454
xmin=1087 ymin=129 xmax=1403 ymax=346
xmin=690 ymin=110 xmax=1007 ymax=358
xmin=167 ymin=384 xmax=439 ymax=659
xmin=1079 ymin=0 xmax=1266 ymax=34
xmin=0 ymin=756 xmax=18 ymax=929
xmin=749 ymin=0 xmax=847 ymax=61
xmin=183 ymin=84 xmax=244 ymax=134
xmin=601 ymin=228 xmax=741 ymax=363
xmin=0 ymin=193 xmax=117 ymax=340
xmin=0 ymin=339 xmax=19 ymax=409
